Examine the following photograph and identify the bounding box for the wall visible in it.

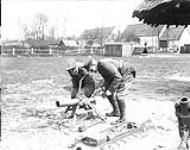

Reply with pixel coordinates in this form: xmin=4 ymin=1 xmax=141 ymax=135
xmin=168 ymin=40 xmax=179 ymax=50
xmin=122 ymin=43 xmax=134 ymax=57
xmin=105 ymin=43 xmax=135 ymax=57
xmin=166 ymin=30 xmax=190 ymax=50
xmin=104 ymin=44 xmax=122 ymax=57
xmin=179 ymin=30 xmax=190 ymax=47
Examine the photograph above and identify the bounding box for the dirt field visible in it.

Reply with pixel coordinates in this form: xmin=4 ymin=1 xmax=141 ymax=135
xmin=1 ymin=54 xmax=190 ymax=150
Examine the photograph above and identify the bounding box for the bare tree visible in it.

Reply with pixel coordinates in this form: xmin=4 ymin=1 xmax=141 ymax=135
xmin=48 ymin=25 xmax=56 ymax=39
xmin=18 ymin=18 xmax=29 ymax=40
xmin=19 ymin=13 xmax=49 ymax=40
xmin=33 ymin=13 xmax=49 ymax=40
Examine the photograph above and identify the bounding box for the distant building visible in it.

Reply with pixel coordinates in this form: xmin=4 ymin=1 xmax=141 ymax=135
xmin=59 ymin=39 xmax=78 ymax=47
xmin=104 ymin=42 xmax=134 ymax=57
xmin=48 ymin=39 xmax=78 ymax=50
xmin=159 ymin=26 xmax=190 ymax=51
xmin=80 ymin=26 xmax=115 ymax=46
xmin=181 ymin=45 xmax=190 ymax=53
xmin=122 ymin=24 xmax=165 ymax=51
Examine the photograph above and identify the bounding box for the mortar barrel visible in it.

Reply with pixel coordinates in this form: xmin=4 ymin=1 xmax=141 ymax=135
xmin=179 ymin=97 xmax=190 ymax=116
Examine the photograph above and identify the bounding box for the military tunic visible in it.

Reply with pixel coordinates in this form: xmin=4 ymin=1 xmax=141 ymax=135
xmin=97 ymin=58 xmax=135 ymax=95
xmin=67 ymin=66 xmax=95 ymax=99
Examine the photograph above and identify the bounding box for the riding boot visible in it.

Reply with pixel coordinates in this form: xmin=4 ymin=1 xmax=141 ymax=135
xmin=115 ymin=100 xmax=126 ymax=124
xmin=106 ymin=95 xmax=120 ymax=117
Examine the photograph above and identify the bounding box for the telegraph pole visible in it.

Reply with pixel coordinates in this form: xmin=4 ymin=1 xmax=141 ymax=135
xmin=101 ymin=26 xmax=104 ymax=48
xmin=101 ymin=14 xmax=105 ymax=50
xmin=56 ymin=18 xmax=59 ymax=38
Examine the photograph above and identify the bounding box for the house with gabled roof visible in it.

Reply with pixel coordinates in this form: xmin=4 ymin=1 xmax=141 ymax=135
xmin=80 ymin=26 xmax=115 ymax=46
xmin=159 ymin=26 xmax=190 ymax=51
xmin=122 ymin=24 xmax=165 ymax=51
xmin=58 ymin=39 xmax=78 ymax=47
xmin=48 ymin=39 xmax=78 ymax=50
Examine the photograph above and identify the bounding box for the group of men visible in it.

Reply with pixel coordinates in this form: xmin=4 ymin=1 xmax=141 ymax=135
xmin=67 ymin=56 xmax=136 ymax=124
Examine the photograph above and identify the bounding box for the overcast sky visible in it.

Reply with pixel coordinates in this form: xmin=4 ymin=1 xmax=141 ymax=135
xmin=2 ymin=0 xmax=143 ymax=40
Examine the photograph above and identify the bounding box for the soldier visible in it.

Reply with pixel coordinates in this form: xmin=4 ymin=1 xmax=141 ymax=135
xmin=67 ymin=63 xmax=95 ymax=99
xmin=66 ymin=62 xmax=96 ymax=118
xmin=83 ymin=57 xmax=136 ymax=124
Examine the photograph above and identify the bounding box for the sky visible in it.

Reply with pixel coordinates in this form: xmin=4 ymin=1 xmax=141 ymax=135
xmin=2 ymin=0 xmax=143 ymax=40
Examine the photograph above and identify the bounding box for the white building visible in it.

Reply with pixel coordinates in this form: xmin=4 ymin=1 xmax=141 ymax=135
xmin=122 ymin=24 xmax=165 ymax=51
xmin=159 ymin=26 xmax=190 ymax=51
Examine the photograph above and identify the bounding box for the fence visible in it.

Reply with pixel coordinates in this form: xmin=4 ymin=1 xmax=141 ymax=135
xmin=1 ymin=48 xmax=104 ymax=57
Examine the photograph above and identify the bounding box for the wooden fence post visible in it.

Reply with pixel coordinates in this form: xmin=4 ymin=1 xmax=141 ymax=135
xmin=90 ymin=47 xmax=93 ymax=54
xmin=31 ymin=48 xmax=34 ymax=55
xmin=49 ymin=48 xmax=52 ymax=55
xmin=12 ymin=48 xmax=15 ymax=56
xmin=78 ymin=48 xmax=80 ymax=53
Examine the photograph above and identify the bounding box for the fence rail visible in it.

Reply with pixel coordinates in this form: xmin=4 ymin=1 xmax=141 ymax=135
xmin=1 ymin=48 xmax=104 ymax=56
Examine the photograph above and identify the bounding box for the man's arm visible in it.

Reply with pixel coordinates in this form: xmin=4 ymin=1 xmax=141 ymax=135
xmin=71 ymin=77 xmax=79 ymax=99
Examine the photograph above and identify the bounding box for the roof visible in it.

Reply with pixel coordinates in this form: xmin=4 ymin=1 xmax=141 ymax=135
xmin=122 ymin=24 xmax=164 ymax=38
xmin=80 ymin=26 xmax=115 ymax=39
xmin=160 ymin=26 xmax=185 ymax=40
xmin=60 ymin=40 xmax=78 ymax=47
xmin=134 ymin=0 xmax=172 ymax=14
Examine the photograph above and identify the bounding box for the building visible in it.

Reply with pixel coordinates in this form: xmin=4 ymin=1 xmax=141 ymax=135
xmin=159 ymin=26 xmax=190 ymax=52
xmin=104 ymin=24 xmax=165 ymax=57
xmin=48 ymin=39 xmax=78 ymax=50
xmin=180 ymin=45 xmax=190 ymax=53
xmin=104 ymin=42 xmax=134 ymax=57
xmin=122 ymin=24 xmax=165 ymax=51
xmin=58 ymin=39 xmax=78 ymax=47
xmin=80 ymin=26 xmax=115 ymax=46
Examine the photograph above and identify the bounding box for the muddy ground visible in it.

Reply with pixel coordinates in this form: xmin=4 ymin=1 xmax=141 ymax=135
xmin=0 ymin=54 xmax=190 ymax=150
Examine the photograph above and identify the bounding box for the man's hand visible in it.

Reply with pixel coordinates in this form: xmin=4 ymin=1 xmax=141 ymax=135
xmin=101 ymin=92 xmax=107 ymax=98
xmin=101 ymin=86 xmax=106 ymax=92
xmin=101 ymin=89 xmax=112 ymax=98
xmin=100 ymin=85 xmax=106 ymax=97
xmin=105 ymin=90 xmax=111 ymax=95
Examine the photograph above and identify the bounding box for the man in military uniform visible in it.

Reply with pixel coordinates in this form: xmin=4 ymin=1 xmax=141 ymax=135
xmin=66 ymin=62 xmax=96 ymax=118
xmin=67 ymin=64 xmax=95 ymax=99
xmin=83 ymin=57 xmax=136 ymax=124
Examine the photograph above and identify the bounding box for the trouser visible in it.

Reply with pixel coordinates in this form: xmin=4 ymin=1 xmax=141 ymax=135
xmin=116 ymin=81 xmax=133 ymax=101
xmin=115 ymin=80 xmax=133 ymax=122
